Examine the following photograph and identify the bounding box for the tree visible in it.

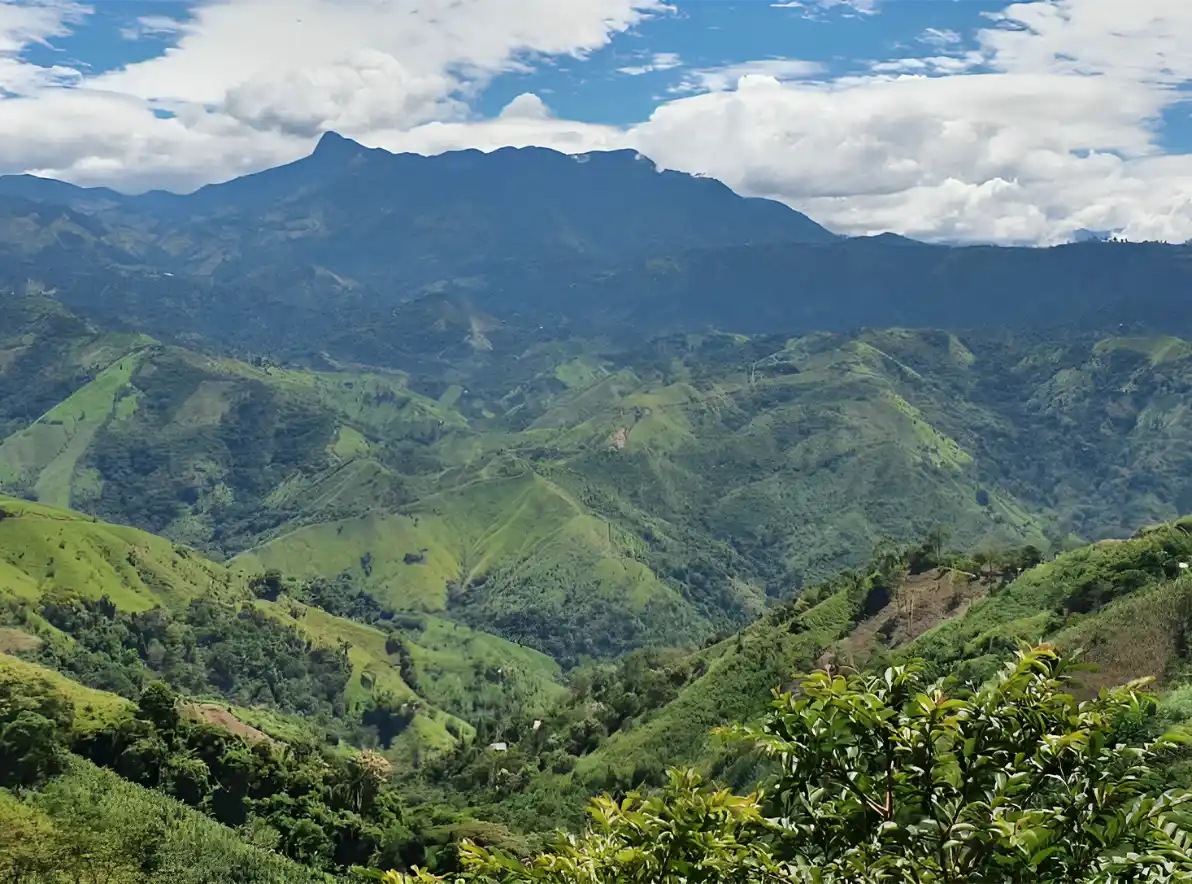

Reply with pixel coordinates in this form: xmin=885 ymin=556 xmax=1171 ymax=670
xmin=371 ymin=646 xmax=1192 ymax=884
xmin=0 ymin=711 xmax=68 ymax=788
xmin=0 ymin=672 xmax=73 ymax=788
xmin=731 ymin=644 xmax=1192 ymax=882
xmin=137 ymin=681 xmax=181 ymax=738
xmin=332 ymin=749 xmax=393 ymax=814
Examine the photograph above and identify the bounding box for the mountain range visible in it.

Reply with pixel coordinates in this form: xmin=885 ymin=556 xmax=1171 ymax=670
xmin=4 ymin=137 xmax=1192 ymax=669
xmin=7 ymin=131 xmax=1192 ymax=878
xmin=3 ymin=134 xmax=1192 ymax=377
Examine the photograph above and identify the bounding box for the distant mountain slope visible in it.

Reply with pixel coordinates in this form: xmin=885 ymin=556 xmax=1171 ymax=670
xmin=3 ymin=136 xmax=1192 ymax=376
xmin=10 ymin=290 xmax=1192 ymax=663
xmin=0 ymin=292 xmax=463 ymax=548
xmin=403 ymin=238 xmax=1192 ymax=343
xmin=0 ymin=135 xmax=835 ymax=283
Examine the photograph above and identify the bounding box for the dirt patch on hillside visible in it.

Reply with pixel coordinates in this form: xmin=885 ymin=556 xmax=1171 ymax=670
xmin=0 ymin=628 xmax=42 ymax=654
xmin=825 ymin=568 xmax=993 ymax=669
xmin=181 ymin=703 xmax=278 ymax=746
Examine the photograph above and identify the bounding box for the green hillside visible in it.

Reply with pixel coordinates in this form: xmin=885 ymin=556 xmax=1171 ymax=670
xmin=7 ymin=496 xmax=1192 ymax=876
xmin=235 ymin=469 xmax=701 ymax=662
xmin=420 ymin=519 xmax=1192 ymax=837
xmin=1 ymin=759 xmax=329 ymax=884
xmin=0 ymin=495 xmax=238 ymax=610
xmin=0 ymin=495 xmax=561 ymax=765
xmin=9 ymin=291 xmax=1192 ymax=668
xmin=0 ymin=652 xmax=132 ymax=732
xmin=0 ymin=295 xmax=461 ymax=551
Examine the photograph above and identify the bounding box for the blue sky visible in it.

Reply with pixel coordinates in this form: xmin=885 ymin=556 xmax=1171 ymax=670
xmin=3 ymin=0 xmax=1192 ymax=244
xmin=21 ymin=1 xmax=1017 ymax=124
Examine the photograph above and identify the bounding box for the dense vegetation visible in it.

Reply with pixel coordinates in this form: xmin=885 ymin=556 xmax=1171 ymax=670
xmin=13 ymin=286 xmax=1192 ymax=665
xmin=386 ymin=647 xmax=1192 ymax=884
xmin=5 ymin=503 xmax=1192 ymax=879
xmin=23 ymin=591 xmax=353 ymax=724
xmin=0 ymin=651 xmax=548 ymax=877
xmin=1 ymin=760 xmax=328 ymax=884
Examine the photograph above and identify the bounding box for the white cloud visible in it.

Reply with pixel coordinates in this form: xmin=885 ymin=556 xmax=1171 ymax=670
xmin=619 ymin=0 xmax=1192 ymax=244
xmin=0 ymin=0 xmax=86 ymax=55
xmin=871 ymin=53 xmax=984 ymax=75
xmin=119 ymin=15 xmax=188 ymax=42
xmin=3 ymin=0 xmax=1192 ymax=244
xmin=499 ymin=92 xmax=552 ymax=120
xmin=618 ymin=51 xmax=682 ymax=76
xmin=770 ymin=0 xmax=881 ymax=18
xmin=91 ymin=0 xmax=663 ymax=111
xmin=0 ymin=0 xmax=662 ymax=189
xmin=0 ymin=0 xmax=86 ymax=93
xmin=368 ymin=114 xmax=628 ymax=158
xmin=675 ymin=58 xmax=825 ymax=93
xmin=920 ymin=28 xmax=962 ymax=48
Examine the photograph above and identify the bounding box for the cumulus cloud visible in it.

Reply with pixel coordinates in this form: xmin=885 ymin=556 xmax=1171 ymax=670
xmin=919 ymin=28 xmax=962 ymax=48
xmin=628 ymin=0 xmax=1192 ymax=243
xmin=632 ymin=71 xmax=1185 ymax=243
xmin=91 ymin=0 xmax=663 ymax=111
xmin=674 ymin=58 xmax=825 ymax=93
xmin=3 ymin=0 xmax=1192 ymax=243
xmin=0 ymin=0 xmax=662 ymax=190
xmin=0 ymin=0 xmax=86 ymax=93
xmin=0 ymin=0 xmax=85 ymax=55
xmin=119 ymin=15 xmax=188 ymax=42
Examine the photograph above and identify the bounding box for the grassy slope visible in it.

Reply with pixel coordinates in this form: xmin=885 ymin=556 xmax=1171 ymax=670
xmin=0 ymin=758 xmax=327 ymax=884
xmin=906 ymin=521 xmax=1192 ymax=683
xmin=0 ymin=495 xmax=238 ymax=611
xmin=526 ymin=334 xmax=1047 ymax=613
xmin=0 ymin=346 xmax=149 ymax=508
xmin=254 ymin=601 xmax=564 ymax=760
xmin=0 ymin=496 xmax=561 ymax=761
xmin=528 ymin=518 xmax=1192 ymax=793
xmin=0 ymin=311 xmax=464 ymax=554
xmin=0 ymin=651 xmax=132 ymax=732
xmin=231 ymin=330 xmax=1055 ymax=660
xmin=9 ymin=301 xmax=1192 ymax=666
xmin=574 ymin=589 xmax=856 ymax=779
xmin=234 ymin=468 xmax=699 ymax=659
xmin=253 ymin=599 xmax=470 ymax=759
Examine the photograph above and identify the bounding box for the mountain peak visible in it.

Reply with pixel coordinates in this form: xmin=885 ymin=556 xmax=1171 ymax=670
xmin=312 ymin=131 xmax=366 ymax=160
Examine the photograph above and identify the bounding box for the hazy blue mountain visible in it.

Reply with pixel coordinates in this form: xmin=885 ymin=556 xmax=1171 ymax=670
xmin=0 ymin=134 xmax=836 ymax=281
xmin=1 ymin=135 xmax=1190 ymax=380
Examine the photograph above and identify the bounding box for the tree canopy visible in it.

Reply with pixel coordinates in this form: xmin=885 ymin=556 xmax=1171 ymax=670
xmin=377 ymin=646 xmax=1192 ymax=884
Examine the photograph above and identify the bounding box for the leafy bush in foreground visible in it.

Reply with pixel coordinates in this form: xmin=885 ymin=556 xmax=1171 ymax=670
xmin=378 ymin=646 xmax=1192 ymax=883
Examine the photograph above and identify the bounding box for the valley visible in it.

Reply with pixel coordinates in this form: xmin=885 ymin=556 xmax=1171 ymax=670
xmin=4 ymin=137 xmax=1192 ymax=882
